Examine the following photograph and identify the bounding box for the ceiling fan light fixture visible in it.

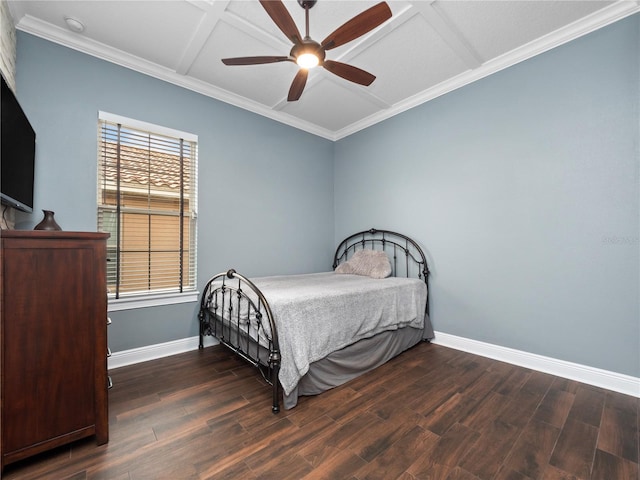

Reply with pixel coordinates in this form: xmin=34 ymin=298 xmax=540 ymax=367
xmin=297 ymin=52 xmax=319 ymax=69
xmin=291 ymin=39 xmax=324 ymax=69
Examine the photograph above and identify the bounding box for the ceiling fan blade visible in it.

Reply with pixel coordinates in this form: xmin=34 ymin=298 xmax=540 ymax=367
xmin=259 ymin=0 xmax=302 ymax=45
xmin=288 ymin=69 xmax=308 ymax=101
xmin=321 ymin=2 xmax=392 ymax=51
xmin=222 ymin=56 xmax=291 ymax=66
xmin=323 ymin=60 xmax=376 ymax=86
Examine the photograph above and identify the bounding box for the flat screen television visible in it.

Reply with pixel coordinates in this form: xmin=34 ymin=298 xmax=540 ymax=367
xmin=1 ymin=74 xmax=36 ymax=213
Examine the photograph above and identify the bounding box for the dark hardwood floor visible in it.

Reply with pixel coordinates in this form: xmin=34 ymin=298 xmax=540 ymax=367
xmin=3 ymin=342 xmax=638 ymax=479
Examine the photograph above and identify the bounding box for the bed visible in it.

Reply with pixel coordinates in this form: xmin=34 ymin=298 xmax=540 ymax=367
xmin=198 ymin=228 xmax=433 ymax=412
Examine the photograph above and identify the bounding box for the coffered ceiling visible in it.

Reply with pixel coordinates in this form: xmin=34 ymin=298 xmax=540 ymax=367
xmin=8 ymin=1 xmax=640 ymax=140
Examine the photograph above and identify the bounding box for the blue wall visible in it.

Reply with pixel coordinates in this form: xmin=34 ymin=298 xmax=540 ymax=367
xmin=13 ymin=14 xmax=639 ymax=378
xmin=14 ymin=32 xmax=335 ymax=351
xmin=334 ymin=14 xmax=639 ymax=377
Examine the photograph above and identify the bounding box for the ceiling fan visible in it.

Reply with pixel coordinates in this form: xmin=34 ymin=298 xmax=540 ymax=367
xmin=222 ymin=0 xmax=392 ymax=101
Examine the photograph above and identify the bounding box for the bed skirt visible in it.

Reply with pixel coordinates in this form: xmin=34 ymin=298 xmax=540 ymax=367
xmin=284 ymin=325 xmax=426 ymax=409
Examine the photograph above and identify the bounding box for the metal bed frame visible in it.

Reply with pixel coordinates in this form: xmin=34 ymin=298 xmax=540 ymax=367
xmin=198 ymin=228 xmax=430 ymax=413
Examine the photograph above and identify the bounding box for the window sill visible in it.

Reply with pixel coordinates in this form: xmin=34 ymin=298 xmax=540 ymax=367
xmin=108 ymin=291 xmax=200 ymax=312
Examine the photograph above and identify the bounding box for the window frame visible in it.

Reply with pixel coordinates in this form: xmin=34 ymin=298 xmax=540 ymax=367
xmin=97 ymin=111 xmax=198 ymax=312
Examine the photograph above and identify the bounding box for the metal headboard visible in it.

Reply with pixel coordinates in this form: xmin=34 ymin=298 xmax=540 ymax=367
xmin=333 ymin=228 xmax=430 ymax=318
xmin=333 ymin=228 xmax=429 ymax=279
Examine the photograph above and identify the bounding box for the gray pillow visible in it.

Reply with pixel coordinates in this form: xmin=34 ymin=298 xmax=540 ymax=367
xmin=335 ymin=249 xmax=391 ymax=279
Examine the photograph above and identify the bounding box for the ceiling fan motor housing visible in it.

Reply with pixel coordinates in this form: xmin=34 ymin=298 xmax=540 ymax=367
xmin=298 ymin=0 xmax=317 ymax=9
xmin=291 ymin=39 xmax=325 ymax=64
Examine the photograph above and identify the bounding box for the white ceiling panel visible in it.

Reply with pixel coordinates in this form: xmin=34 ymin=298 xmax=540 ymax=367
xmin=434 ymin=1 xmax=615 ymax=60
xmin=8 ymin=0 xmax=639 ymax=140
xmin=15 ymin=0 xmax=207 ymax=68
xmin=280 ymin=75 xmax=383 ymax=131
xmin=355 ymin=12 xmax=471 ymax=104
xmin=225 ymin=0 xmax=305 ymax=42
xmin=189 ymin=19 xmax=300 ymax=105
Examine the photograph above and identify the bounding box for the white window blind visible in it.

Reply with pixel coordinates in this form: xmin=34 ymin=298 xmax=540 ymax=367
xmin=97 ymin=112 xmax=197 ymax=300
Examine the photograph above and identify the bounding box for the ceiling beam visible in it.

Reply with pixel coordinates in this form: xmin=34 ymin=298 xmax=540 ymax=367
xmin=175 ymin=1 xmax=231 ymax=75
xmin=412 ymin=0 xmax=483 ymax=70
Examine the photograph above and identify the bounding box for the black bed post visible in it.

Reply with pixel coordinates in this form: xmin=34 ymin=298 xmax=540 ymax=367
xmin=198 ymin=281 xmax=210 ymax=349
xmin=270 ymin=351 xmax=281 ymax=413
xmin=198 ymin=310 xmax=204 ymax=349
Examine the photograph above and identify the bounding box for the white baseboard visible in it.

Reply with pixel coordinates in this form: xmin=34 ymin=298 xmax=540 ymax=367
xmin=108 ymin=335 xmax=219 ymax=370
xmin=108 ymin=331 xmax=639 ymax=398
xmin=431 ymin=331 xmax=640 ymax=398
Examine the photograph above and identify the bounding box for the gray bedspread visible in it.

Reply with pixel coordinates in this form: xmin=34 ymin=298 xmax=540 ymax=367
xmin=247 ymin=272 xmax=427 ymax=395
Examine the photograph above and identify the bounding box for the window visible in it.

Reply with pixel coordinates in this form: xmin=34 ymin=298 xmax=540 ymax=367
xmin=97 ymin=112 xmax=197 ymax=310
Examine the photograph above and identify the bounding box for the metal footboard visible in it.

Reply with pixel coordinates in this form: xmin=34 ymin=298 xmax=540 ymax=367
xmin=198 ymin=269 xmax=281 ymax=413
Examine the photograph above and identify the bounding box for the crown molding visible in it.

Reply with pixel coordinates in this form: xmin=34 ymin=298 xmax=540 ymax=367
xmin=16 ymin=1 xmax=640 ymax=142
xmin=333 ymin=0 xmax=640 ymax=140
xmin=15 ymin=14 xmax=336 ymax=140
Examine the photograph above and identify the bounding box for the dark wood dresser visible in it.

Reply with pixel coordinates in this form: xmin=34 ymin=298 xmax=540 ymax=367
xmin=0 ymin=230 xmax=110 ymax=469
